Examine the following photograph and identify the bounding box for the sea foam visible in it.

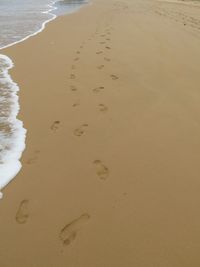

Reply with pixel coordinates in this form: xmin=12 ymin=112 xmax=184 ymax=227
xmin=0 ymin=1 xmax=57 ymax=197
xmin=0 ymin=0 xmax=87 ymax=198
xmin=0 ymin=54 xmax=26 ymax=198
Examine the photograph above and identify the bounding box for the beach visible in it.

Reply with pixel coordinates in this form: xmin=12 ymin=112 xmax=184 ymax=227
xmin=0 ymin=0 xmax=200 ymax=265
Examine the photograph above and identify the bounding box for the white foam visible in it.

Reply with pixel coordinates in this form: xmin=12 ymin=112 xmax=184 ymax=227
xmin=0 ymin=54 xmax=26 ymax=197
xmin=0 ymin=0 xmax=58 ymax=51
xmin=0 ymin=1 xmax=59 ymax=197
xmin=0 ymin=0 xmax=88 ymax=197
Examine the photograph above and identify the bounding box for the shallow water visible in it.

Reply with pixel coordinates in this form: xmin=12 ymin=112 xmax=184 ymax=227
xmin=0 ymin=0 xmax=87 ymax=196
xmin=0 ymin=0 xmax=55 ymax=49
xmin=54 ymin=0 xmax=88 ymax=16
xmin=0 ymin=0 xmax=87 ymax=49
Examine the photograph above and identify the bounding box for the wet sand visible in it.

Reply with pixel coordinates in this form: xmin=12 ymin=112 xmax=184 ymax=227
xmin=1 ymin=0 xmax=200 ymax=266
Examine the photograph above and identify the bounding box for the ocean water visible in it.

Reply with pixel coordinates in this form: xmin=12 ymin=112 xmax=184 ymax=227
xmin=0 ymin=0 xmax=87 ymax=198
xmin=54 ymin=0 xmax=88 ymax=16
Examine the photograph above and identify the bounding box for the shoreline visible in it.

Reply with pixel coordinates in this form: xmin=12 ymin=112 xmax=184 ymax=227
xmin=0 ymin=0 xmax=88 ymax=196
xmin=0 ymin=0 xmax=57 ymax=196
xmin=0 ymin=54 xmax=26 ymax=197
xmin=0 ymin=0 xmax=57 ymax=51
xmin=1 ymin=0 xmax=200 ymax=265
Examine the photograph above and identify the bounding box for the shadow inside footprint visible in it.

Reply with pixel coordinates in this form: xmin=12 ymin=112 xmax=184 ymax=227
xmin=74 ymin=124 xmax=88 ymax=137
xmin=70 ymin=74 xmax=76 ymax=80
xmin=104 ymin=57 xmax=111 ymax=62
xmin=70 ymin=85 xmax=78 ymax=91
xmin=72 ymin=102 xmax=80 ymax=107
xmin=51 ymin=121 xmax=60 ymax=131
xmin=26 ymin=150 xmax=40 ymax=164
xmin=92 ymin=86 xmax=104 ymax=93
xmin=110 ymin=74 xmax=119 ymax=80
xmin=59 ymin=213 xmax=90 ymax=246
xmin=93 ymin=160 xmax=109 ymax=180
xmin=99 ymin=104 xmax=108 ymax=112
xmin=97 ymin=65 xmax=104 ymax=70
xmin=15 ymin=200 xmax=29 ymax=224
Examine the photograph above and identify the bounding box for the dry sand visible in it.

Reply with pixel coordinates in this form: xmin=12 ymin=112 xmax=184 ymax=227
xmin=1 ymin=0 xmax=200 ymax=266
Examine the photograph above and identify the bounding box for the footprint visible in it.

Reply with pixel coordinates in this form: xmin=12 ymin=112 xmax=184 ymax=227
xmin=72 ymin=102 xmax=80 ymax=107
xmin=100 ymin=42 xmax=106 ymax=44
xmin=92 ymin=86 xmax=104 ymax=93
xmin=98 ymin=104 xmax=108 ymax=112
xmin=97 ymin=65 xmax=104 ymax=70
xmin=106 ymin=38 xmax=111 ymax=41
xmin=59 ymin=213 xmax=90 ymax=246
xmin=70 ymin=85 xmax=78 ymax=91
xmin=71 ymin=65 xmax=76 ymax=70
xmin=76 ymin=51 xmax=80 ymax=54
xmin=26 ymin=150 xmax=40 ymax=164
xmin=70 ymin=74 xmax=76 ymax=79
xmin=74 ymin=57 xmax=80 ymax=61
xmin=110 ymin=74 xmax=119 ymax=80
xmin=93 ymin=160 xmax=109 ymax=180
xmin=96 ymin=51 xmax=103 ymax=55
xmin=100 ymin=34 xmax=106 ymax=37
xmin=74 ymin=124 xmax=88 ymax=137
xmin=51 ymin=120 xmax=60 ymax=131
xmin=105 ymin=46 xmax=111 ymax=50
xmin=15 ymin=200 xmax=29 ymax=224
xmin=104 ymin=57 xmax=111 ymax=62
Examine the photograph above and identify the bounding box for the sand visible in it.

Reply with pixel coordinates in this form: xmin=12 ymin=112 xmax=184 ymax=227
xmin=0 ymin=0 xmax=200 ymax=266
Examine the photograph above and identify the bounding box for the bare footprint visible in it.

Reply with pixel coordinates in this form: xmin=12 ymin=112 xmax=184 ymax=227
xmin=74 ymin=124 xmax=88 ymax=137
xmin=51 ymin=120 xmax=60 ymax=131
xmin=105 ymin=46 xmax=111 ymax=50
xmin=72 ymin=102 xmax=80 ymax=107
xmin=70 ymin=85 xmax=78 ymax=91
xmin=93 ymin=160 xmax=109 ymax=180
xmin=110 ymin=74 xmax=119 ymax=80
xmin=70 ymin=74 xmax=76 ymax=80
xmin=104 ymin=57 xmax=111 ymax=62
xmin=96 ymin=51 xmax=103 ymax=55
xmin=26 ymin=150 xmax=40 ymax=164
xmin=97 ymin=65 xmax=105 ymax=70
xmin=98 ymin=104 xmax=108 ymax=112
xmin=59 ymin=213 xmax=90 ymax=246
xmin=15 ymin=200 xmax=29 ymax=224
xmin=92 ymin=86 xmax=104 ymax=93
xmin=74 ymin=57 xmax=79 ymax=61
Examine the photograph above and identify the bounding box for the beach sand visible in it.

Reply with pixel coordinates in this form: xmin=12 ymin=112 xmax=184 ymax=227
xmin=1 ymin=0 xmax=200 ymax=266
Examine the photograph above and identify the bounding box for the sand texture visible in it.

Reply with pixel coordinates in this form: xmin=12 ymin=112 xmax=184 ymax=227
xmin=1 ymin=0 xmax=200 ymax=266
